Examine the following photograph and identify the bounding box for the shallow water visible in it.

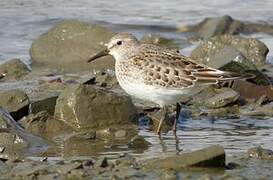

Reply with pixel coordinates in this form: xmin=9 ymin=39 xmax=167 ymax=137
xmin=0 ymin=0 xmax=273 ymax=159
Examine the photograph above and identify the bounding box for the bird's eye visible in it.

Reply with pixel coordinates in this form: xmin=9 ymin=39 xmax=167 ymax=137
xmin=116 ymin=41 xmax=122 ymax=45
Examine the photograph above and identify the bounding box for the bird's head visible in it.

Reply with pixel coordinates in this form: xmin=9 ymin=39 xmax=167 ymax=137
xmin=87 ymin=33 xmax=139 ymax=63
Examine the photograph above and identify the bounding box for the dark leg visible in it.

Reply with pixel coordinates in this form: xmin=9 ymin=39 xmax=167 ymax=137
xmin=157 ymin=106 xmax=167 ymax=135
xmin=172 ymin=103 xmax=181 ymax=133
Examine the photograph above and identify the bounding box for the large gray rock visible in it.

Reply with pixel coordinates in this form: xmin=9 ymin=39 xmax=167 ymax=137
xmin=145 ymin=145 xmax=225 ymax=170
xmin=178 ymin=15 xmax=273 ymax=39
xmin=54 ymin=84 xmax=137 ymax=130
xmin=0 ymin=59 xmax=30 ymax=80
xmin=0 ymin=90 xmax=29 ymax=120
xmin=30 ymin=20 xmax=115 ymax=73
xmin=190 ymin=34 xmax=269 ymax=67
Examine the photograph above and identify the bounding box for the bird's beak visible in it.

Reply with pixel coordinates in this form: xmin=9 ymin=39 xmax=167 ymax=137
xmin=87 ymin=48 xmax=109 ymax=63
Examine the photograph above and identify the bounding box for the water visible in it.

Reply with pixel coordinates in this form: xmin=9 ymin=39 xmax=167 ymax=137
xmin=1 ymin=0 xmax=273 ymax=158
xmin=1 ymin=0 xmax=273 ymax=64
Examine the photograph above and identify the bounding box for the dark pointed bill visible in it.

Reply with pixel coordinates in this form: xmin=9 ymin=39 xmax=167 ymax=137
xmin=87 ymin=48 xmax=109 ymax=63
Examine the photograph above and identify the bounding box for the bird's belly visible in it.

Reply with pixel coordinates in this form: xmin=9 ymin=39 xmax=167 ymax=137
xmin=119 ymin=81 xmax=203 ymax=107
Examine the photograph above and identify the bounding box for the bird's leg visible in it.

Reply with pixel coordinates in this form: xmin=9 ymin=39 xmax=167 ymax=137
xmin=172 ymin=103 xmax=181 ymax=134
xmin=157 ymin=106 xmax=167 ymax=135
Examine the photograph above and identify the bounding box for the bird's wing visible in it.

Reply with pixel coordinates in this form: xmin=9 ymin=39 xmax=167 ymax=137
xmin=130 ymin=44 xmax=247 ymax=89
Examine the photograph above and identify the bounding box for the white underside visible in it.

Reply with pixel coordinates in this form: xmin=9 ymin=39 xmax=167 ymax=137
xmin=118 ymin=80 xmax=205 ymax=107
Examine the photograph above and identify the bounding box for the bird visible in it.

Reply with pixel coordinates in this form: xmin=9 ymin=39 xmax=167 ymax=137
xmin=87 ymin=33 xmax=250 ymax=135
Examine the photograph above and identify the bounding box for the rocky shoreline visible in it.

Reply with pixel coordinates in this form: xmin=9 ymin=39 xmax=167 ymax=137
xmin=0 ymin=16 xmax=273 ymax=179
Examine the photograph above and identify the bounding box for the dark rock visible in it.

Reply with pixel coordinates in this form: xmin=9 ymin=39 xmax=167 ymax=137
xmin=145 ymin=145 xmax=225 ymax=170
xmin=30 ymin=20 xmax=115 ymax=73
xmin=0 ymin=59 xmax=30 ymax=80
xmin=179 ymin=15 xmax=273 ymax=38
xmin=56 ymin=162 xmax=83 ymax=174
xmin=54 ymin=84 xmax=137 ymax=130
xmin=128 ymin=135 xmax=150 ymax=150
xmin=140 ymin=34 xmax=179 ymax=51
xmin=191 ymin=34 xmax=269 ymax=67
xmin=247 ymin=146 xmax=273 ymax=160
xmin=98 ymin=157 xmax=108 ymax=168
xmin=0 ymin=90 xmax=29 ymax=120
xmin=29 ymin=94 xmax=59 ymax=115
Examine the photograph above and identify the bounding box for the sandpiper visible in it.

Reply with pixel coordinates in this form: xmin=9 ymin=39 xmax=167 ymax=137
xmin=87 ymin=33 xmax=249 ymax=135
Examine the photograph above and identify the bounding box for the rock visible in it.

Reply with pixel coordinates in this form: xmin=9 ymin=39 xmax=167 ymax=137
xmin=205 ymin=88 xmax=239 ymax=108
xmin=30 ymin=20 xmax=115 ymax=73
xmin=0 ymin=59 xmax=30 ymax=80
xmin=20 ymin=111 xmax=74 ymax=140
xmin=114 ymin=130 xmax=127 ymax=138
xmin=0 ymin=90 xmax=29 ymax=120
xmin=183 ymin=15 xmax=242 ymax=39
xmin=38 ymin=76 xmax=62 ymax=84
xmin=140 ymin=34 xmax=179 ymax=51
xmin=247 ymin=146 xmax=273 ymax=160
xmin=232 ymin=80 xmax=273 ymax=101
xmin=95 ymin=157 xmax=108 ymax=168
xmin=54 ymin=84 xmax=137 ymax=130
xmin=128 ymin=135 xmax=150 ymax=150
xmin=179 ymin=15 xmax=273 ymax=38
xmin=190 ymin=34 xmax=269 ymax=67
xmin=240 ymin=102 xmax=273 ymax=117
xmin=190 ymin=87 xmax=239 ymax=109
xmin=29 ymin=94 xmax=59 ymax=115
xmin=145 ymin=145 xmax=225 ymax=170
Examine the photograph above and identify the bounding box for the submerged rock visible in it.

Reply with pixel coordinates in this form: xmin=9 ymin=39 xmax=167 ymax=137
xmin=54 ymin=84 xmax=137 ymax=130
xmin=0 ymin=58 xmax=30 ymax=80
xmin=0 ymin=90 xmax=29 ymax=120
xmin=30 ymin=20 xmax=115 ymax=73
xmin=247 ymin=146 xmax=273 ymax=160
xmin=145 ymin=145 xmax=225 ymax=170
xmin=190 ymin=34 xmax=268 ymax=67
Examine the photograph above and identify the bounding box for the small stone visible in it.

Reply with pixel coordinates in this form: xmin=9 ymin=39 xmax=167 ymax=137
xmin=128 ymin=136 xmax=150 ymax=150
xmin=0 ymin=58 xmax=30 ymax=80
xmin=247 ymin=146 xmax=273 ymax=160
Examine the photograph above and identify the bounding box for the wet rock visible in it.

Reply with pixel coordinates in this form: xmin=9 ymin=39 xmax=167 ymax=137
xmin=0 ymin=90 xmax=29 ymax=120
xmin=145 ymin=145 xmax=225 ymax=170
xmin=183 ymin=15 xmax=242 ymax=39
xmin=10 ymin=161 xmax=49 ymax=177
xmin=29 ymin=94 xmax=59 ymax=115
xmin=140 ymin=34 xmax=179 ymax=51
xmin=191 ymin=34 xmax=269 ymax=67
xmin=128 ymin=135 xmax=150 ymax=150
xmin=205 ymin=88 xmax=239 ymax=108
xmin=190 ymin=87 xmax=239 ymax=109
xmin=232 ymin=80 xmax=273 ymax=101
xmin=38 ymin=76 xmax=62 ymax=84
xmin=179 ymin=15 xmax=273 ymax=38
xmin=20 ymin=111 xmax=73 ymax=140
xmin=54 ymin=84 xmax=137 ymax=130
xmin=30 ymin=20 xmax=115 ymax=73
xmin=0 ymin=58 xmax=30 ymax=80
xmin=95 ymin=157 xmax=108 ymax=168
xmin=241 ymin=102 xmax=273 ymax=118
xmin=247 ymin=146 xmax=273 ymax=160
